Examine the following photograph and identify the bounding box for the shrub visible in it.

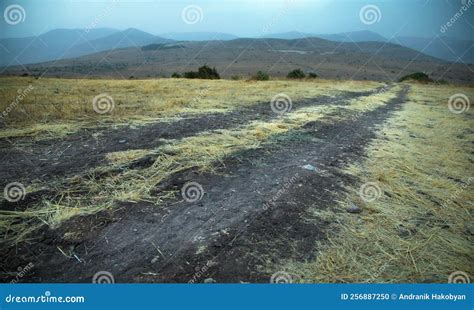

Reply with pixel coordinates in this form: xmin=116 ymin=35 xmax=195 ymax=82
xmin=252 ymin=71 xmax=269 ymax=81
xmin=287 ymin=69 xmax=305 ymax=79
xmin=399 ymin=72 xmax=433 ymax=83
xmin=183 ymin=65 xmax=220 ymax=79
xmin=171 ymin=72 xmax=182 ymax=78
xmin=183 ymin=71 xmax=199 ymax=79
xmin=197 ymin=65 xmax=220 ymax=79
xmin=307 ymin=72 xmax=318 ymax=79
xmin=230 ymin=75 xmax=241 ymax=80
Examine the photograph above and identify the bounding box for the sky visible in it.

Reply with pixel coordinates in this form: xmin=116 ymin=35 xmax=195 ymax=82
xmin=0 ymin=0 xmax=473 ymax=40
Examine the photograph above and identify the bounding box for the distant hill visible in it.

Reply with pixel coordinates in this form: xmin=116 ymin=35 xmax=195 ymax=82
xmin=5 ymin=37 xmax=472 ymax=84
xmin=391 ymin=36 xmax=474 ymax=64
xmin=263 ymin=30 xmax=386 ymax=42
xmin=0 ymin=28 xmax=117 ymax=66
xmin=1 ymin=28 xmax=471 ymax=67
xmin=0 ymin=28 xmax=171 ymax=66
xmin=160 ymin=32 xmax=238 ymax=41
xmin=317 ymin=31 xmax=387 ymax=43
xmin=263 ymin=31 xmax=473 ymax=64
xmin=64 ymin=28 xmax=172 ymax=59
xmin=262 ymin=31 xmax=313 ymax=40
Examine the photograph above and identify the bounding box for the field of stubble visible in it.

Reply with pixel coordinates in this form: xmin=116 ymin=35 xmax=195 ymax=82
xmin=0 ymin=77 xmax=472 ymax=283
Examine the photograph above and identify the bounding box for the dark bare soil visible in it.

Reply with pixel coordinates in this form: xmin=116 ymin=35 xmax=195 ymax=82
xmin=0 ymin=85 xmax=408 ymax=283
xmin=0 ymin=87 xmax=384 ymax=190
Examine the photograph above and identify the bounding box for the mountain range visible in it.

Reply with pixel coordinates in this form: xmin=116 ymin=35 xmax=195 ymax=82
xmin=2 ymin=37 xmax=471 ymax=85
xmin=0 ymin=28 xmax=472 ymax=68
xmin=0 ymin=28 xmax=171 ymax=67
xmin=262 ymin=30 xmax=388 ymax=43
xmin=0 ymin=28 xmax=472 ymax=84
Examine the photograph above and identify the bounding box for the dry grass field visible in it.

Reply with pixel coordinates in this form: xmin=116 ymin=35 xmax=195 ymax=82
xmin=283 ymin=84 xmax=474 ymax=282
xmin=0 ymin=77 xmax=380 ymax=138
xmin=0 ymin=76 xmax=472 ymax=283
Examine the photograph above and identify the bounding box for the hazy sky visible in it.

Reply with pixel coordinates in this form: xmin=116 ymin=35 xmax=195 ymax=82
xmin=1 ymin=0 xmax=473 ymax=40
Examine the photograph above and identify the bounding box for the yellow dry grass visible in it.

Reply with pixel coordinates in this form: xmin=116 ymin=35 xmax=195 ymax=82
xmin=0 ymin=84 xmax=399 ymax=245
xmin=0 ymin=77 xmax=381 ymax=138
xmin=282 ymin=83 xmax=474 ymax=283
xmin=105 ymin=149 xmax=152 ymax=165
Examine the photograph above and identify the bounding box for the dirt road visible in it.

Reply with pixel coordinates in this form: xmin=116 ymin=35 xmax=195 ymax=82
xmin=0 ymin=85 xmax=408 ymax=283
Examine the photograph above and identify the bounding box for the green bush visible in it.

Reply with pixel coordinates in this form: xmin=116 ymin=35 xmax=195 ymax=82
xmin=399 ymin=72 xmax=433 ymax=83
xmin=307 ymin=72 xmax=318 ymax=79
xmin=198 ymin=65 xmax=220 ymax=79
xmin=183 ymin=71 xmax=199 ymax=79
xmin=183 ymin=65 xmax=220 ymax=79
xmin=287 ymin=69 xmax=305 ymax=79
xmin=171 ymin=72 xmax=182 ymax=78
xmin=252 ymin=71 xmax=269 ymax=81
xmin=230 ymin=75 xmax=241 ymax=80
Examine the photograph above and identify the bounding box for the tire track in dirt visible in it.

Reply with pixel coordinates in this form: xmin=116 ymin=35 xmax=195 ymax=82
xmin=142 ymin=85 xmax=410 ymax=283
xmin=0 ymin=89 xmax=378 ymax=185
xmin=0 ymin=85 xmax=406 ymax=283
xmin=0 ymin=87 xmax=387 ymax=195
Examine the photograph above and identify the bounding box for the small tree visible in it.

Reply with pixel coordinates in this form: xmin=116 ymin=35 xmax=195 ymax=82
xmin=197 ymin=65 xmax=220 ymax=79
xmin=399 ymin=72 xmax=433 ymax=83
xmin=183 ymin=71 xmax=199 ymax=79
xmin=183 ymin=65 xmax=220 ymax=79
xmin=253 ymin=71 xmax=269 ymax=81
xmin=287 ymin=69 xmax=305 ymax=79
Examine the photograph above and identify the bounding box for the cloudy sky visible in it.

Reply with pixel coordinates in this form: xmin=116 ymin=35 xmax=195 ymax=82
xmin=1 ymin=0 xmax=473 ymax=39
